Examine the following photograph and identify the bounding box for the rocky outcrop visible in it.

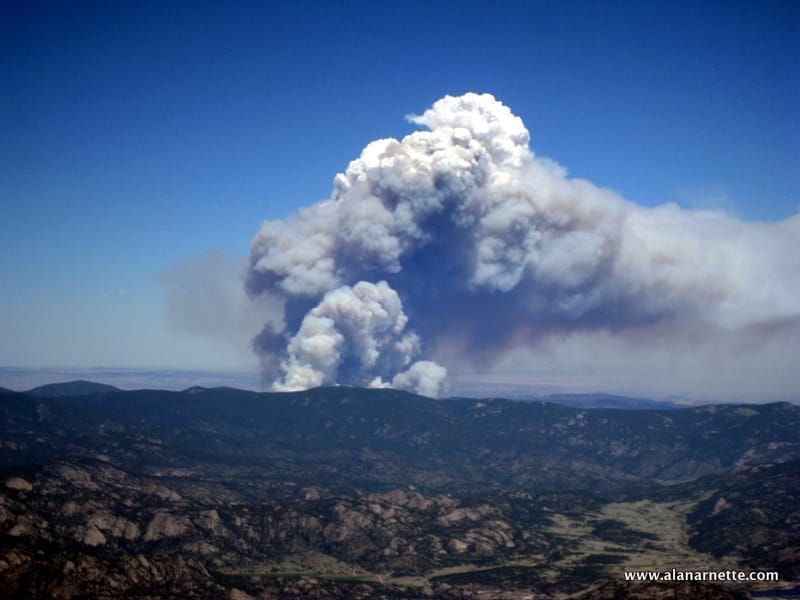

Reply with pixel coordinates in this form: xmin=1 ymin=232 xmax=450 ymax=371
xmin=0 ymin=386 xmax=796 ymax=598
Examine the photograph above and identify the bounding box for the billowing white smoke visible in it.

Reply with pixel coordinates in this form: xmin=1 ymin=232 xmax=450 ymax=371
xmin=246 ymin=93 xmax=800 ymax=397
xmin=274 ymin=280 xmax=429 ymax=392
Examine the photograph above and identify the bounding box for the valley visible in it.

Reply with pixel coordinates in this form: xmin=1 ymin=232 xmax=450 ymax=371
xmin=0 ymin=384 xmax=797 ymax=598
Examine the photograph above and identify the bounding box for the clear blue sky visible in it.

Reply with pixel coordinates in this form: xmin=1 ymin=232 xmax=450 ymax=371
xmin=2 ymin=1 xmax=798 ymax=381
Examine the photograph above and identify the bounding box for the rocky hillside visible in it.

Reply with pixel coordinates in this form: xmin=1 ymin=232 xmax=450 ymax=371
xmin=685 ymin=461 xmax=800 ymax=579
xmin=0 ymin=385 xmax=797 ymax=598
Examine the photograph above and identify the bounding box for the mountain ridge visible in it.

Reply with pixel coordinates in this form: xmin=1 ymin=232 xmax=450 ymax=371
xmin=2 ymin=385 xmax=798 ymax=494
xmin=1 ymin=384 xmax=798 ymax=598
xmin=26 ymin=379 xmax=121 ymax=397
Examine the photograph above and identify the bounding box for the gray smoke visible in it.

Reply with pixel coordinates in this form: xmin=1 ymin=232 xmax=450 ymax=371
xmin=274 ymin=280 xmax=426 ymax=392
xmin=160 ymin=250 xmax=283 ymax=354
xmin=246 ymin=93 xmax=800 ymax=397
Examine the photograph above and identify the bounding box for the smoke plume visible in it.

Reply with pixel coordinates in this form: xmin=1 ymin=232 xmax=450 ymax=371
xmin=246 ymin=93 xmax=800 ymax=397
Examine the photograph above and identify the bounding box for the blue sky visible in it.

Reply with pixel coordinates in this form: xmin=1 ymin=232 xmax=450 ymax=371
xmin=1 ymin=1 xmax=798 ymax=395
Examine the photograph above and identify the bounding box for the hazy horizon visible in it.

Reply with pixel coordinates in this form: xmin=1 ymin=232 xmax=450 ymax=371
xmin=2 ymin=365 xmax=798 ymax=406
